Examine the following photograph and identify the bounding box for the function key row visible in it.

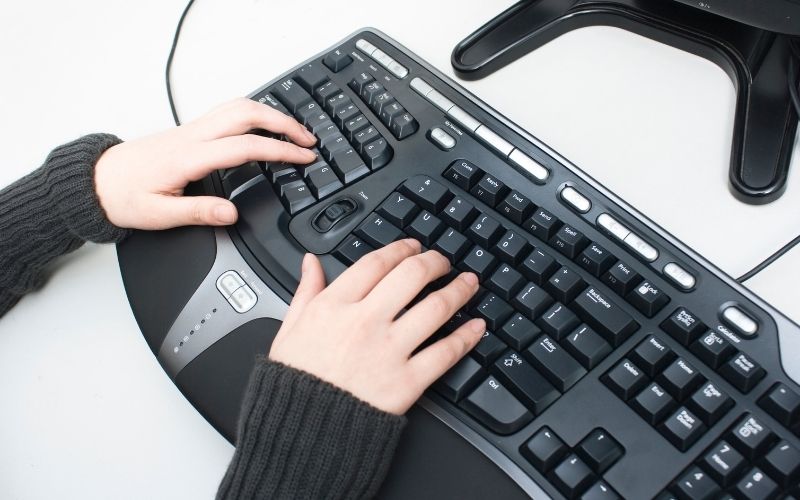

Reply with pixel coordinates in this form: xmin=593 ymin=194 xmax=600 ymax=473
xmin=442 ymin=160 xmax=673 ymax=319
xmin=410 ymin=77 xmax=550 ymax=184
xmin=348 ymin=72 xmax=418 ymax=139
xmin=355 ymin=38 xmax=409 ymax=79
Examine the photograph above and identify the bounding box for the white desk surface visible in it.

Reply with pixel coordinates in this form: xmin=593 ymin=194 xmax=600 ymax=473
xmin=1 ymin=1 xmax=798 ymax=498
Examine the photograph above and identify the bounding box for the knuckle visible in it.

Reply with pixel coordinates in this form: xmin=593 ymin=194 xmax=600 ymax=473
xmin=191 ymin=199 xmax=205 ymax=223
xmin=426 ymin=292 xmax=451 ymax=318
xmin=363 ymin=251 xmax=391 ymax=274
xmin=401 ymin=255 xmax=429 ymax=280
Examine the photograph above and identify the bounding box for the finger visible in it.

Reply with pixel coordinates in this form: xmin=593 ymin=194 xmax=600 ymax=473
xmin=361 ymin=250 xmax=451 ymax=318
xmin=391 ymin=272 xmax=479 ymax=351
xmin=188 ymin=98 xmax=317 ymax=146
xmin=140 ymin=195 xmax=238 ymax=229
xmin=180 ymin=134 xmax=317 ymax=181
xmin=281 ymin=253 xmax=327 ymax=331
xmin=323 ymin=239 xmax=421 ymax=302
xmin=406 ymin=318 xmax=486 ymax=390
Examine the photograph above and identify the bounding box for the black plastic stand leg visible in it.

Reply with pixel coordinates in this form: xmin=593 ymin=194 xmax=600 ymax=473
xmin=452 ymin=0 xmax=798 ymax=204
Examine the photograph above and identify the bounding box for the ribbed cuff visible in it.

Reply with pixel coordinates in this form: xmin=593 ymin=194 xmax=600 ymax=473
xmin=217 ymin=358 xmax=407 ymax=500
xmin=44 ymin=133 xmax=129 ymax=243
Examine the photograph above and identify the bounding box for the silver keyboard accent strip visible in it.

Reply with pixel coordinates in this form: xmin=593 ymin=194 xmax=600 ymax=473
xmin=355 ymin=38 xmax=377 ymax=56
xmin=508 ymin=148 xmax=549 ymax=183
xmin=623 ymin=232 xmax=659 ymax=262
xmin=475 ymin=124 xmax=514 ymax=156
xmin=426 ymin=88 xmax=455 ymax=113
xmin=596 ymin=213 xmax=631 ymax=241
xmin=448 ymin=105 xmax=481 ymax=132
xmin=410 ymin=76 xmax=433 ymax=97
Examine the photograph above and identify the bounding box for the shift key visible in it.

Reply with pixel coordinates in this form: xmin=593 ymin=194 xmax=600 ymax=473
xmin=572 ymin=287 xmax=639 ymax=347
xmin=525 ymin=335 xmax=587 ymax=392
xmin=493 ymin=350 xmax=560 ymax=414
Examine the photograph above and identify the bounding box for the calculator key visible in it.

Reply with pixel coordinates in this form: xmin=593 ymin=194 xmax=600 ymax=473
xmin=719 ymin=353 xmax=766 ymax=394
xmin=659 ymin=407 xmax=706 ymax=451
xmin=629 ymin=335 xmax=675 ymax=377
xmin=603 ymin=359 xmax=648 ymax=401
xmin=460 ymin=376 xmax=533 ymax=435
xmin=521 ymin=427 xmax=568 ymax=472
xmin=563 ymin=325 xmax=612 ymax=369
xmin=630 ymin=382 xmax=677 ymax=425
xmin=322 ymin=48 xmax=352 ymax=72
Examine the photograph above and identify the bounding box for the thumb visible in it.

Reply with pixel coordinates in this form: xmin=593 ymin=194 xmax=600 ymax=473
xmin=147 ymin=195 xmax=238 ymax=229
xmin=281 ymin=253 xmax=327 ymax=331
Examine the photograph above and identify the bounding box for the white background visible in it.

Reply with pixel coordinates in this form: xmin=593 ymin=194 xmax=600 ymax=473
xmin=0 ymin=0 xmax=798 ymax=498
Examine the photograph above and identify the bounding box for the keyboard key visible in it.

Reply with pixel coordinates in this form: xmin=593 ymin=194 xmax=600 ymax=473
xmin=294 ymin=63 xmax=328 ymax=93
xmin=471 ymin=330 xmax=507 ymax=366
xmin=360 ymin=81 xmax=385 ymax=105
xmin=513 ymin=283 xmax=553 ymax=320
xmin=460 ymin=376 xmax=533 ymax=435
xmin=305 ymin=112 xmax=333 ymax=134
xmin=550 ymin=454 xmax=595 ymax=499
xmin=256 ymin=92 xmax=290 ymax=115
xmin=581 ymin=481 xmax=620 ymax=500
xmin=577 ymin=244 xmax=616 ymax=277
xmin=493 ymin=351 xmax=559 ymax=415
xmin=563 ymin=324 xmax=611 ymax=369
xmin=466 ymin=213 xmax=505 ymax=247
xmin=521 ymin=427 xmax=568 ymax=472
xmin=313 ymin=81 xmax=340 ymax=103
xmin=523 ymin=208 xmax=561 ymax=241
xmin=334 ymin=102 xmax=360 ymax=128
xmin=659 ymin=407 xmax=706 ymax=451
xmin=496 ymin=190 xmax=534 ymax=224
xmin=762 ymin=440 xmax=800 ymax=487
xmin=305 ymin=164 xmax=343 ymax=198
xmin=576 ymin=429 xmax=623 ymax=473
xmin=352 ymin=126 xmax=381 ymax=153
xmin=379 ymin=101 xmax=405 ymax=127
xmin=361 ymin=138 xmax=393 ymax=169
xmin=547 ymin=266 xmax=586 ymax=304
xmin=471 ymin=174 xmax=509 ymax=207
xmin=525 ymin=334 xmax=587 ymax=392
xmin=390 ymin=112 xmax=419 ymax=139
xmin=347 ymin=71 xmax=374 ymax=94
xmin=699 ymin=440 xmax=747 ymax=487
xmin=377 ymin=191 xmax=419 ymax=227
xmin=493 ymin=230 xmax=531 ymax=266
xmin=690 ymin=330 xmax=736 ymax=369
xmin=320 ymin=134 xmax=350 ymax=161
xmin=370 ymin=91 xmax=396 ymax=115
xmin=687 ymin=382 xmax=733 ymax=425
xmin=343 ymin=114 xmax=370 ymax=140
xmin=537 ymin=302 xmax=580 ymax=340
xmin=759 ymin=383 xmax=800 ymax=428
xmin=458 ymin=245 xmax=497 ymax=281
xmin=432 ymin=228 xmax=471 ymax=264
xmin=630 ymin=382 xmax=677 ymax=425
xmin=719 ymin=353 xmax=766 ymax=394
xmin=657 ymin=358 xmax=704 ymax=401
xmin=280 ymin=181 xmax=315 ymax=214
xmin=728 ymin=414 xmax=775 ymax=460
xmin=265 ymin=161 xmax=295 ymax=183
xmin=601 ymin=261 xmax=642 ymax=297
xmin=571 ymin=287 xmax=638 ymax=347
xmin=486 ymin=264 xmax=525 ymax=301
xmin=603 ymin=359 xmax=648 ymax=400
xmin=333 ymin=235 xmax=374 ymax=265
xmin=272 ymin=78 xmax=313 ymax=113
xmin=551 ymin=225 xmax=590 ymax=259
xmin=628 ymin=281 xmax=670 ymax=318
xmin=472 ymin=293 xmax=514 ymax=331
xmin=405 ymin=210 xmax=445 ymax=247
xmin=295 ymin=101 xmax=324 ymax=125
xmin=441 ymin=197 xmax=478 ymax=231
xmin=330 ymin=148 xmax=369 ymax=184
xmin=354 ymin=213 xmax=403 ymax=248
xmin=733 ymin=467 xmax=778 ymax=500
xmin=497 ymin=313 xmax=539 ymax=351
xmin=661 ymin=307 xmax=707 ymax=345
xmin=443 ymin=159 xmax=484 ymax=190
xmin=671 ymin=466 xmax=720 ymax=500
xmin=400 ymin=175 xmax=452 ymax=213
xmin=629 ymin=335 xmax=675 ymax=377
xmin=434 ymin=356 xmax=484 ymax=403
xmin=520 ymin=248 xmax=559 ymax=285
xmin=322 ymin=48 xmax=352 ymax=72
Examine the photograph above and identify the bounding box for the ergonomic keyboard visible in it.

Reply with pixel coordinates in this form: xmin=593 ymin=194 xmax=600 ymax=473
xmin=119 ymin=29 xmax=800 ymax=499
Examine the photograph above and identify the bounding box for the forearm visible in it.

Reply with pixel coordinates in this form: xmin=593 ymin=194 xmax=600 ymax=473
xmin=217 ymin=359 xmax=407 ymax=500
xmin=0 ymin=134 xmax=129 ymax=316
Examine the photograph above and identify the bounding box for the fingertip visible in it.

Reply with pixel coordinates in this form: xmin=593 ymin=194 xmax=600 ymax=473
xmin=402 ymin=238 xmax=422 ymax=252
xmin=213 ymin=203 xmax=238 ymax=225
xmin=468 ymin=318 xmax=486 ymax=336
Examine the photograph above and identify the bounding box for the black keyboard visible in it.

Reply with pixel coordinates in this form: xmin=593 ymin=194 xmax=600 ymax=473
xmin=215 ymin=29 xmax=800 ymax=499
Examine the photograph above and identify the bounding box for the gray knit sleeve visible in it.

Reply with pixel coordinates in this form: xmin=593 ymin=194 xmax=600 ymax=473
xmin=0 ymin=133 xmax=129 ymax=316
xmin=217 ymin=358 xmax=407 ymax=500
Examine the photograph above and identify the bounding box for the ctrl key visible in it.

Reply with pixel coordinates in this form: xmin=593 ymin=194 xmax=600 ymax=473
xmin=460 ymin=376 xmax=532 ymax=435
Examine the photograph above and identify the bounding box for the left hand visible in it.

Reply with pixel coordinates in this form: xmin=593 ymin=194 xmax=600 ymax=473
xmin=94 ymin=98 xmax=318 ymax=230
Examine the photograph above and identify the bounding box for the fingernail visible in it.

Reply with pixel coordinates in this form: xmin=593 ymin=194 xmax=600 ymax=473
xmin=461 ymin=272 xmax=479 ymax=287
xmin=214 ymin=205 xmax=237 ymax=224
xmin=304 ymin=129 xmax=316 ymax=142
xmin=470 ymin=318 xmax=486 ymax=335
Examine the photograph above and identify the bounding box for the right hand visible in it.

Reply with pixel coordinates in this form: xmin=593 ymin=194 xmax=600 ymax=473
xmin=268 ymin=239 xmax=486 ymax=415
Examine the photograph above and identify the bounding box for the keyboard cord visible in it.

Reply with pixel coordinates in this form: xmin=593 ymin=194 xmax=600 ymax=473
xmin=166 ymin=0 xmax=196 ymax=127
xmin=163 ymin=2 xmax=799 ymax=284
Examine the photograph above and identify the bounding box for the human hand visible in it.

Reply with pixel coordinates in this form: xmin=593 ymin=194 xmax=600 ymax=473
xmin=268 ymin=239 xmax=486 ymax=415
xmin=94 ymin=98 xmax=317 ymax=230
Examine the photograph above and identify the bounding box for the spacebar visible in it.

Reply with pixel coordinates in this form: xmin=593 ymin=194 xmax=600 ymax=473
xmin=572 ymin=287 xmax=639 ymax=347
xmin=460 ymin=376 xmax=533 ymax=435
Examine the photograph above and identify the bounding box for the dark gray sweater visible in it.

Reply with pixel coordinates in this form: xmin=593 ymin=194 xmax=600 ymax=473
xmin=0 ymin=134 xmax=406 ymax=499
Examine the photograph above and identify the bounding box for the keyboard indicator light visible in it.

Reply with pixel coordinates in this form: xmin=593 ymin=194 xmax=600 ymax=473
xmin=722 ymin=307 xmax=758 ymax=337
xmin=560 ymin=186 xmax=591 ymax=213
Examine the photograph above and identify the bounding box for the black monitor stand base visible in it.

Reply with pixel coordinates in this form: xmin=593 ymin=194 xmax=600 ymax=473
xmin=452 ymin=0 xmax=797 ymax=204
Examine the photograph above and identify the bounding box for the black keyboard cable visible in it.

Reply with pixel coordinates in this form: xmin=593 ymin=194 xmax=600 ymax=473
xmin=163 ymin=0 xmax=799 ymax=284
